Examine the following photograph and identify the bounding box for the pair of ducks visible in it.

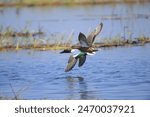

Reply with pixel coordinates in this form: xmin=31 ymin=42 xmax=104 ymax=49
xmin=60 ymin=23 xmax=103 ymax=72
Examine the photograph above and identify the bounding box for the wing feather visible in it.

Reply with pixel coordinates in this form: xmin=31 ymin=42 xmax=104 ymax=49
xmin=78 ymin=32 xmax=89 ymax=47
xmin=65 ymin=55 xmax=77 ymax=72
xmin=87 ymin=23 xmax=103 ymax=46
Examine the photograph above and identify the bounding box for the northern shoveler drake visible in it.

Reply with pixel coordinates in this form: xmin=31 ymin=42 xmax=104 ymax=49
xmin=60 ymin=23 xmax=103 ymax=72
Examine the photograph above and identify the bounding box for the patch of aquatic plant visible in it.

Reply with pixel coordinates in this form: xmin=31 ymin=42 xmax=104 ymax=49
xmin=0 ymin=27 xmax=150 ymax=51
xmin=0 ymin=26 xmax=44 ymax=37
xmin=94 ymin=35 xmax=150 ymax=48
xmin=101 ymin=14 xmax=150 ymax=20
xmin=0 ymin=30 xmax=73 ymax=51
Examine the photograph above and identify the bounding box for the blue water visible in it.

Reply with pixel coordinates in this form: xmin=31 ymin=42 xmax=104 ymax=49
xmin=0 ymin=44 xmax=150 ymax=99
xmin=0 ymin=3 xmax=150 ymax=40
xmin=0 ymin=3 xmax=150 ymax=99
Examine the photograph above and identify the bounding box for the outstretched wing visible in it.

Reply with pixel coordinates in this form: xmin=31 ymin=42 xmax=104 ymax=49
xmin=78 ymin=32 xmax=89 ymax=47
xmin=78 ymin=55 xmax=86 ymax=67
xmin=65 ymin=55 xmax=77 ymax=72
xmin=87 ymin=23 xmax=103 ymax=46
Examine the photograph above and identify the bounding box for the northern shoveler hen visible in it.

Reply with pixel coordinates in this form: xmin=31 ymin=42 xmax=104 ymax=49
xmin=60 ymin=23 xmax=103 ymax=72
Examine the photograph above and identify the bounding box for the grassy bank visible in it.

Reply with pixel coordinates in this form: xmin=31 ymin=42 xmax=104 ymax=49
xmin=0 ymin=26 xmax=73 ymax=51
xmin=0 ymin=28 xmax=150 ymax=51
xmin=0 ymin=0 xmax=149 ymax=7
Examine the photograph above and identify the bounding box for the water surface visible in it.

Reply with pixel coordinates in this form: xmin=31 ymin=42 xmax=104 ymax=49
xmin=0 ymin=3 xmax=150 ymax=41
xmin=0 ymin=44 xmax=150 ymax=99
xmin=0 ymin=3 xmax=150 ymax=99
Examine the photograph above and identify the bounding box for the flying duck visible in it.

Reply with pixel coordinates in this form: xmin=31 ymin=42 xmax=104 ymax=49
xmin=60 ymin=23 xmax=103 ymax=72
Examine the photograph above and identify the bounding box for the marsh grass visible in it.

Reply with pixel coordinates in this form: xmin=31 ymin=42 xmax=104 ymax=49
xmin=0 ymin=26 xmax=44 ymax=38
xmin=0 ymin=26 xmax=150 ymax=51
xmin=94 ymin=35 xmax=150 ymax=48
xmin=0 ymin=33 xmax=72 ymax=51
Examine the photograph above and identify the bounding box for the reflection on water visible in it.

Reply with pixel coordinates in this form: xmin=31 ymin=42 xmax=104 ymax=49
xmin=66 ymin=76 xmax=98 ymax=100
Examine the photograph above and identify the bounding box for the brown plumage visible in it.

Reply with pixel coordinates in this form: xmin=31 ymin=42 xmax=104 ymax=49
xmin=61 ymin=23 xmax=103 ymax=72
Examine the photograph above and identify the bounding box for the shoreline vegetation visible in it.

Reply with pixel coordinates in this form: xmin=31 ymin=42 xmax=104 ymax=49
xmin=0 ymin=28 xmax=150 ymax=51
xmin=0 ymin=0 xmax=150 ymax=51
xmin=0 ymin=0 xmax=149 ymax=7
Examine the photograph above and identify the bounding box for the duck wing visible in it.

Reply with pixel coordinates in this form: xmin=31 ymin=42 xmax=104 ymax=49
xmin=87 ymin=23 xmax=103 ymax=46
xmin=78 ymin=32 xmax=89 ymax=47
xmin=78 ymin=55 xmax=86 ymax=67
xmin=65 ymin=55 xmax=77 ymax=72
